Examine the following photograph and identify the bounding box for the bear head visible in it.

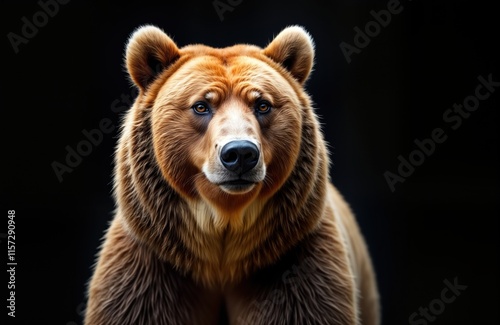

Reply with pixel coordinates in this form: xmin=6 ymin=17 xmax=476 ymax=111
xmin=123 ymin=25 xmax=322 ymax=231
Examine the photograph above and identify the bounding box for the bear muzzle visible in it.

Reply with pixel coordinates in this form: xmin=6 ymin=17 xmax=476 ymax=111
xmin=202 ymin=138 xmax=266 ymax=195
xmin=218 ymin=140 xmax=261 ymax=193
xmin=220 ymin=140 xmax=259 ymax=174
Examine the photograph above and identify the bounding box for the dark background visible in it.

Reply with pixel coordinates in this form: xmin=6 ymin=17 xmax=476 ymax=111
xmin=2 ymin=0 xmax=498 ymax=324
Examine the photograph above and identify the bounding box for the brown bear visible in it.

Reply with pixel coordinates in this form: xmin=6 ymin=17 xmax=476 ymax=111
xmin=84 ymin=25 xmax=380 ymax=325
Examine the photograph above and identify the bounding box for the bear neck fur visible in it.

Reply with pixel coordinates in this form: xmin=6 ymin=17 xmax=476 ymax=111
xmin=113 ymin=93 xmax=330 ymax=287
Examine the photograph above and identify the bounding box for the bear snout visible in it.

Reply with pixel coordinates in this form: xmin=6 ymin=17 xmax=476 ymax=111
xmin=220 ymin=140 xmax=259 ymax=174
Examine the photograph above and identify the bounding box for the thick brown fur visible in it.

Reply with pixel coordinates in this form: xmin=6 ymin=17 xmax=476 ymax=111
xmin=85 ymin=25 xmax=380 ymax=325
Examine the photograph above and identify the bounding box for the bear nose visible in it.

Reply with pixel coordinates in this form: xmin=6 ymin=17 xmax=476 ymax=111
xmin=220 ymin=140 xmax=259 ymax=174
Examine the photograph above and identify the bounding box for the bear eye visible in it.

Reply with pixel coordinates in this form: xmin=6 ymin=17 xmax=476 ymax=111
xmin=192 ymin=101 xmax=211 ymax=115
xmin=255 ymin=100 xmax=272 ymax=115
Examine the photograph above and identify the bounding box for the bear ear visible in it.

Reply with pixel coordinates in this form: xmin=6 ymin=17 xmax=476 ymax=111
xmin=263 ymin=25 xmax=315 ymax=85
xmin=125 ymin=25 xmax=180 ymax=91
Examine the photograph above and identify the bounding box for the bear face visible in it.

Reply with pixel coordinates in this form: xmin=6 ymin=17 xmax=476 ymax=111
xmin=125 ymin=25 xmax=317 ymax=231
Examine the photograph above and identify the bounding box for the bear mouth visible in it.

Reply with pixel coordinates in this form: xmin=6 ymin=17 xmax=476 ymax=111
xmin=218 ymin=179 xmax=256 ymax=194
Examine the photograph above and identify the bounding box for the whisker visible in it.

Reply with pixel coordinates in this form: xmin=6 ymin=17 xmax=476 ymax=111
xmin=262 ymin=174 xmax=274 ymax=189
xmin=187 ymin=171 xmax=204 ymax=188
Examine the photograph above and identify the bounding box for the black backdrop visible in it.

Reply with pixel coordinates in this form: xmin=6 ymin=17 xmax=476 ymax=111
xmin=2 ymin=0 xmax=498 ymax=324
